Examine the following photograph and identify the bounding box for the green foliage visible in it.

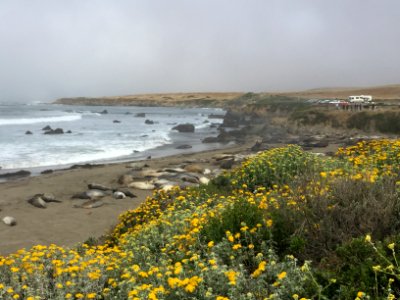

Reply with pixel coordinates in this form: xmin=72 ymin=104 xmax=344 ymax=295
xmin=290 ymin=109 xmax=333 ymax=126
xmin=200 ymin=199 xmax=267 ymax=244
xmin=230 ymin=145 xmax=319 ymax=190
xmin=5 ymin=141 xmax=400 ymax=299
xmin=347 ymin=111 xmax=400 ymax=133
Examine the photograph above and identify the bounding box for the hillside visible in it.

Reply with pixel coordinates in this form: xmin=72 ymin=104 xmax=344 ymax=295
xmin=281 ymin=84 xmax=400 ymax=100
xmin=53 ymin=84 xmax=400 ymax=107
xmin=54 ymin=92 xmax=243 ymax=107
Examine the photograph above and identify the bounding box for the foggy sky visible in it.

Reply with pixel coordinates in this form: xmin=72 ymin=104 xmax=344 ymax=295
xmin=0 ymin=0 xmax=399 ymax=102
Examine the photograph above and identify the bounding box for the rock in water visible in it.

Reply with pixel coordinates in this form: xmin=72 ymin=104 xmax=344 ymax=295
xmin=73 ymin=199 xmax=104 ymax=209
xmin=145 ymin=119 xmax=154 ymax=125
xmin=28 ymin=195 xmax=47 ymax=208
xmin=172 ymin=123 xmax=195 ymax=133
xmin=2 ymin=216 xmax=17 ymax=226
xmin=44 ymin=128 xmax=64 ymax=135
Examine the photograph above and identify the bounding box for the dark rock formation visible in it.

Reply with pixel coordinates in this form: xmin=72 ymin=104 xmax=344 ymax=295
xmin=42 ymin=125 xmax=52 ymax=131
xmin=176 ymin=144 xmax=193 ymax=149
xmin=220 ymin=110 xmax=244 ymax=128
xmin=145 ymin=119 xmax=154 ymax=125
xmin=25 ymin=131 xmax=33 ymax=135
xmin=220 ymin=159 xmax=235 ymax=169
xmin=0 ymin=170 xmax=31 ymax=179
xmin=41 ymin=169 xmax=54 ymax=174
xmin=44 ymin=128 xmax=64 ymax=135
xmin=135 ymin=113 xmax=146 ymax=117
xmin=202 ymin=137 xmax=220 ymax=143
xmin=208 ymin=114 xmax=225 ymax=119
xmin=172 ymin=123 xmax=195 ymax=133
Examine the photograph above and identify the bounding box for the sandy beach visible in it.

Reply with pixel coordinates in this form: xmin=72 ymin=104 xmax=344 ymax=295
xmin=0 ymin=142 xmax=257 ymax=255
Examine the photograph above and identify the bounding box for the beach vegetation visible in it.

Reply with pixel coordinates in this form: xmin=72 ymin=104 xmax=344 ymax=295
xmin=2 ymin=139 xmax=400 ymax=298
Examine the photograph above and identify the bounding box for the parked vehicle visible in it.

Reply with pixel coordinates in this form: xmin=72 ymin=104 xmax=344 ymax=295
xmin=348 ymin=95 xmax=373 ymax=103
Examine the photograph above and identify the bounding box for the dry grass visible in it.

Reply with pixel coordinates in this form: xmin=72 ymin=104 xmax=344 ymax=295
xmin=281 ymin=84 xmax=400 ymax=100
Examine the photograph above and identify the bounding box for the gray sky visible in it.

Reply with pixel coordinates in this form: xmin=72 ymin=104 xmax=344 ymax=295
xmin=0 ymin=0 xmax=399 ymax=102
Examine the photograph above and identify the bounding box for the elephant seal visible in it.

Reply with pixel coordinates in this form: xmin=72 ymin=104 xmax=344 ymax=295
xmin=113 ymin=191 xmax=126 ymax=199
xmin=73 ymin=199 xmax=104 ymax=209
xmin=39 ymin=193 xmax=62 ymax=203
xmin=2 ymin=216 xmax=17 ymax=226
xmin=71 ymin=189 xmax=107 ymax=200
xmin=88 ymin=183 xmax=112 ymax=191
xmin=128 ymin=181 xmax=155 ymax=190
xmin=28 ymin=195 xmax=47 ymax=208
xmin=115 ymin=189 xmax=137 ymax=198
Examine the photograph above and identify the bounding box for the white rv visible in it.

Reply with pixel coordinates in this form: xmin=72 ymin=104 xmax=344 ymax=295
xmin=348 ymin=95 xmax=373 ymax=103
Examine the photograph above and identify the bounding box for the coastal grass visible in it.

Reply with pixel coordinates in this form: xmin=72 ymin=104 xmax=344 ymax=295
xmin=2 ymin=140 xmax=400 ymax=298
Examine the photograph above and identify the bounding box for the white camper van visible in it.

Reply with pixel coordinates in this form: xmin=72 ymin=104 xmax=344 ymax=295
xmin=348 ymin=95 xmax=373 ymax=103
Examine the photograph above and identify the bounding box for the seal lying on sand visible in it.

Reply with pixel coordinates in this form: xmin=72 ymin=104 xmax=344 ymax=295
xmin=72 ymin=189 xmax=108 ymax=200
xmin=73 ymin=199 xmax=104 ymax=209
xmin=128 ymin=181 xmax=155 ymax=190
xmin=88 ymin=183 xmax=112 ymax=191
xmin=28 ymin=195 xmax=47 ymax=208
xmin=40 ymin=193 xmax=62 ymax=203
xmin=113 ymin=191 xmax=126 ymax=199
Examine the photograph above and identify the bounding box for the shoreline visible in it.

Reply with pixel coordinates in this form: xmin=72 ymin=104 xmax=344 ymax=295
xmin=0 ymin=140 xmax=257 ymax=255
xmin=0 ymin=137 xmax=233 ymax=181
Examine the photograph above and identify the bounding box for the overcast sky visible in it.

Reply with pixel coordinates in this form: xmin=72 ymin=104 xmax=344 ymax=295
xmin=0 ymin=0 xmax=399 ymax=102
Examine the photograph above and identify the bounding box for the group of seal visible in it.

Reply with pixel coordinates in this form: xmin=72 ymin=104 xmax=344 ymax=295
xmin=71 ymin=183 xmax=137 ymax=209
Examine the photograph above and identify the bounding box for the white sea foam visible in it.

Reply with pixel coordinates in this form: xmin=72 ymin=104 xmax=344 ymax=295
xmin=0 ymin=104 xmax=224 ymax=171
xmin=0 ymin=137 xmax=171 ymax=170
xmin=0 ymin=114 xmax=82 ymax=126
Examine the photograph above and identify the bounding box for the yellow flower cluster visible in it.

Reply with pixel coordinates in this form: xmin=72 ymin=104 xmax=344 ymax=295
xmin=2 ymin=140 xmax=398 ymax=298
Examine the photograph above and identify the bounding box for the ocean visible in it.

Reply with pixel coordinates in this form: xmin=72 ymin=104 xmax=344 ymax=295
xmin=0 ymin=103 xmax=225 ymax=173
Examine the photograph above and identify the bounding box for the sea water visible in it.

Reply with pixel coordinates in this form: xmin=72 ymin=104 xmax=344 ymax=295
xmin=0 ymin=103 xmax=225 ymax=172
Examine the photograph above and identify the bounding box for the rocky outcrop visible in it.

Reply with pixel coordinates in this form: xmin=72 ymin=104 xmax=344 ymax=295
xmin=44 ymin=128 xmax=64 ymax=135
xmin=172 ymin=123 xmax=195 ymax=133
xmin=0 ymin=170 xmax=31 ymax=179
